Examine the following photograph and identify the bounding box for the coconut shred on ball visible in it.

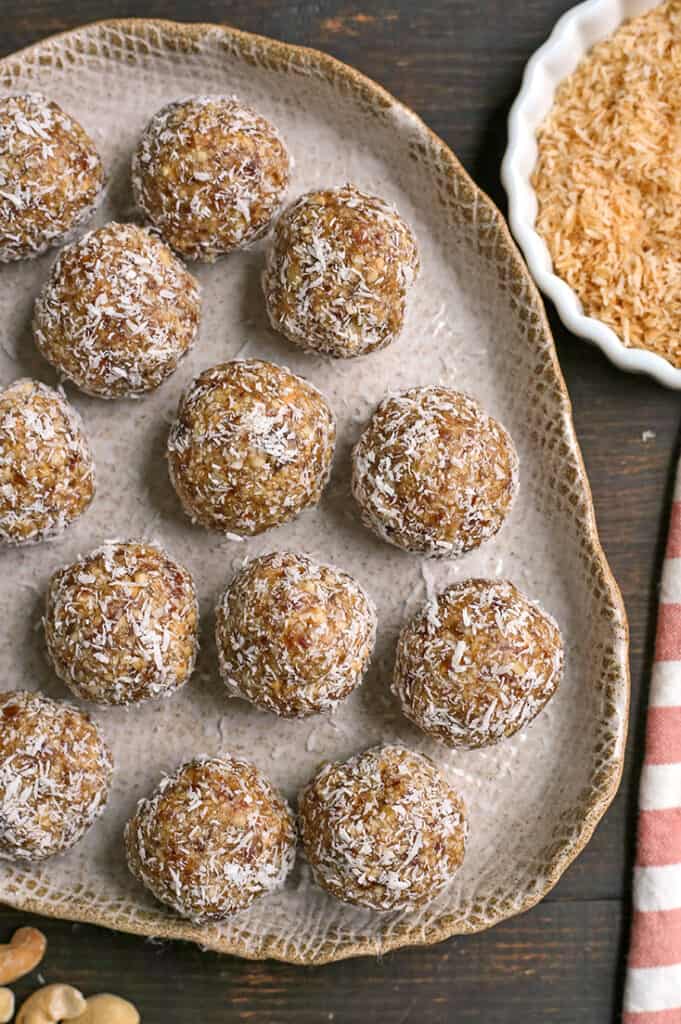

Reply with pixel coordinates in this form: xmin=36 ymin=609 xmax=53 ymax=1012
xmin=393 ymin=579 xmax=564 ymax=749
xmin=299 ymin=744 xmax=467 ymax=912
xmin=167 ymin=360 xmax=336 ymax=536
xmin=0 ymin=379 xmax=95 ymax=545
xmin=33 ymin=223 xmax=201 ymax=398
xmin=0 ymin=93 xmax=104 ymax=263
xmin=263 ymin=185 xmax=419 ymax=358
xmin=125 ymin=755 xmax=296 ymax=922
xmin=0 ymin=690 xmax=113 ymax=862
xmin=132 ymin=96 xmax=291 ymax=261
xmin=352 ymin=386 xmax=518 ymax=557
xmin=216 ymin=551 xmax=377 ymax=718
xmin=44 ymin=540 xmax=199 ymax=706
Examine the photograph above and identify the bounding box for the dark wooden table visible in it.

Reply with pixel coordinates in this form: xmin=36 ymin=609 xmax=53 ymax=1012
xmin=0 ymin=1 xmax=674 ymax=1020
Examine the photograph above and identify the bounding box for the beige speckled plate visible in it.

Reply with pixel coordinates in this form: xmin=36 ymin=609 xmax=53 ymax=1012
xmin=0 ymin=18 xmax=629 ymax=964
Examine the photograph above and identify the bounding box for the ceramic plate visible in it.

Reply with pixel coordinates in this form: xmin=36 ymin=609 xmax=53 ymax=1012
xmin=0 ymin=19 xmax=629 ymax=964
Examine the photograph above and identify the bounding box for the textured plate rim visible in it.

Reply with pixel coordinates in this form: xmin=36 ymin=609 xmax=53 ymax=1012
xmin=0 ymin=16 xmax=630 ymax=964
xmin=500 ymin=0 xmax=681 ymax=388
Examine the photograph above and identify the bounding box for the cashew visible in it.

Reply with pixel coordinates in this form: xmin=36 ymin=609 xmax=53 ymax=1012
xmin=0 ymin=988 xmax=15 ymax=1024
xmin=71 ymin=994 xmax=140 ymax=1024
xmin=17 ymin=984 xmax=86 ymax=1024
xmin=0 ymin=927 xmax=47 ymax=984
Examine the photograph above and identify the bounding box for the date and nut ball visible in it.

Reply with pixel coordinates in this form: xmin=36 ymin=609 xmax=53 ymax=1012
xmin=393 ymin=579 xmax=564 ymax=749
xmin=0 ymin=690 xmax=113 ymax=862
xmin=263 ymin=185 xmax=419 ymax=358
xmin=44 ymin=540 xmax=199 ymax=707
xmin=0 ymin=379 xmax=95 ymax=545
xmin=33 ymin=222 xmax=201 ymax=399
xmin=167 ymin=360 xmax=336 ymax=536
xmin=125 ymin=755 xmax=296 ymax=921
xmin=299 ymin=744 xmax=467 ymax=912
xmin=352 ymin=386 xmax=518 ymax=557
xmin=132 ymin=96 xmax=290 ymax=261
xmin=0 ymin=93 xmax=104 ymax=263
xmin=216 ymin=551 xmax=377 ymax=718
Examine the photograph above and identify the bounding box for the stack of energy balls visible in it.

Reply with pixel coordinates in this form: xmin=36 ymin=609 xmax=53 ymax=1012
xmin=0 ymin=91 xmax=564 ymax=923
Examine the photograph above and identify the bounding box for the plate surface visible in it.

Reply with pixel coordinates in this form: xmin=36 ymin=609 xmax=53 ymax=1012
xmin=0 ymin=18 xmax=629 ymax=964
xmin=501 ymin=0 xmax=681 ymax=388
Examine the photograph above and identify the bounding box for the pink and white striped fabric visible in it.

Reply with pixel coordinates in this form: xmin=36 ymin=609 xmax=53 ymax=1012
xmin=624 ymin=483 xmax=681 ymax=1022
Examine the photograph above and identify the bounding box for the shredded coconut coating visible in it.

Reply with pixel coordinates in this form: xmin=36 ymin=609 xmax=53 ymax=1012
xmin=351 ymin=386 xmax=518 ymax=558
xmin=216 ymin=551 xmax=377 ymax=718
xmin=44 ymin=540 xmax=199 ymax=707
xmin=0 ymin=93 xmax=104 ymax=263
xmin=393 ymin=579 xmax=564 ymax=750
xmin=167 ymin=359 xmax=336 ymax=536
xmin=299 ymin=744 xmax=467 ymax=911
xmin=132 ymin=95 xmax=291 ymax=261
xmin=0 ymin=378 xmax=95 ymax=546
xmin=263 ymin=185 xmax=419 ymax=358
xmin=33 ymin=222 xmax=201 ymax=399
xmin=0 ymin=689 xmax=113 ymax=862
xmin=125 ymin=755 xmax=296 ymax=922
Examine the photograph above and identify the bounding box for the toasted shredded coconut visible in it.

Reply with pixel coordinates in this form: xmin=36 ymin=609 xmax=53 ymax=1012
xmin=533 ymin=0 xmax=681 ymax=367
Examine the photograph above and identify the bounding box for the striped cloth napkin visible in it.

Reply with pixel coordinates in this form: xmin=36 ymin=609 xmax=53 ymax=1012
xmin=624 ymin=477 xmax=681 ymax=1022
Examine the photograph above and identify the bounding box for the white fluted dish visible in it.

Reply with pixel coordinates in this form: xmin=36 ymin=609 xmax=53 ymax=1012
xmin=501 ymin=0 xmax=681 ymax=388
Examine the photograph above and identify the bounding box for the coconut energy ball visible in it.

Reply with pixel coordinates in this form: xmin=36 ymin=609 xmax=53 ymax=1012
xmin=352 ymin=386 xmax=518 ymax=557
xmin=299 ymin=744 xmax=467 ymax=911
xmin=263 ymin=185 xmax=419 ymax=358
xmin=0 ymin=379 xmax=95 ymax=545
xmin=33 ymin=222 xmax=201 ymax=399
xmin=0 ymin=690 xmax=113 ymax=861
xmin=44 ymin=540 xmax=199 ymax=707
xmin=393 ymin=579 xmax=564 ymax=749
xmin=167 ymin=360 xmax=336 ymax=536
xmin=0 ymin=93 xmax=104 ymax=263
xmin=216 ymin=551 xmax=377 ymax=718
xmin=132 ymin=96 xmax=290 ymax=261
xmin=125 ymin=755 xmax=296 ymax=921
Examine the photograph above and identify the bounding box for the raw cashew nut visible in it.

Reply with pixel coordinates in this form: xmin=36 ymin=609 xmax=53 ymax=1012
xmin=0 ymin=927 xmax=47 ymax=984
xmin=0 ymin=987 xmax=15 ymax=1024
xmin=71 ymin=994 xmax=140 ymax=1024
xmin=17 ymin=983 xmax=86 ymax=1024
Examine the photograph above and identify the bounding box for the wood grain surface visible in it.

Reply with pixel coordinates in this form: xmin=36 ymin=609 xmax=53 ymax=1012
xmin=0 ymin=1 xmax=672 ymax=1020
